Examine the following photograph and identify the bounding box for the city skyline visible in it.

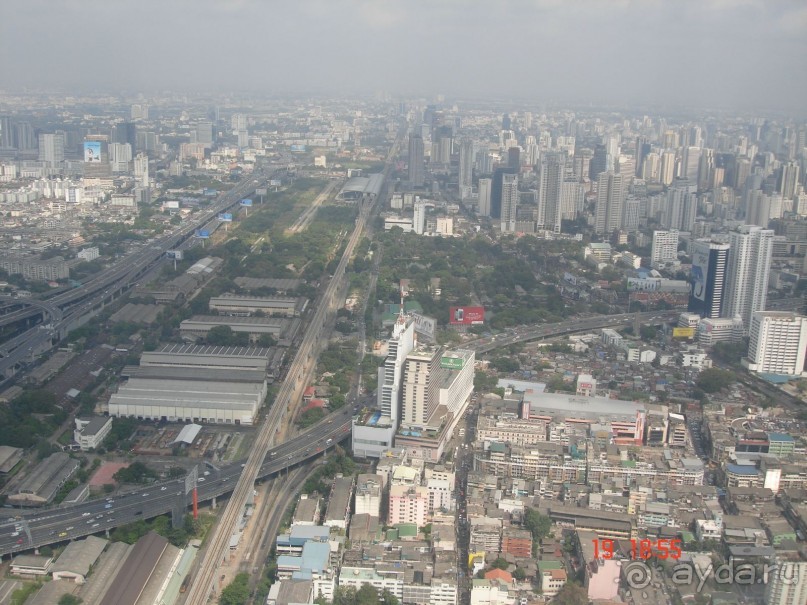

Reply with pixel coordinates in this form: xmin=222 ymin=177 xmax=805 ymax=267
xmin=1 ymin=0 xmax=806 ymax=113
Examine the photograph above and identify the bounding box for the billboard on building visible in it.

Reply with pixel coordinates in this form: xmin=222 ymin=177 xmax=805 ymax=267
xmin=218 ymin=213 xmax=233 ymax=222
xmin=449 ymin=306 xmax=485 ymax=325
xmin=411 ymin=313 xmax=437 ymax=342
xmin=166 ymin=250 xmax=184 ymax=260
xmin=290 ymin=144 xmax=306 ymax=153
xmin=627 ymin=278 xmax=661 ymax=292
xmin=690 ymin=246 xmax=710 ymax=302
xmin=672 ymin=327 xmax=695 ymax=339
xmin=83 ymin=141 xmax=101 ymax=163
xmin=563 ymin=272 xmax=578 ymax=285
xmin=441 ymin=356 xmax=465 ymax=370
xmin=196 ymin=230 xmax=210 ymax=239
xmin=240 ymin=198 xmax=253 ymax=206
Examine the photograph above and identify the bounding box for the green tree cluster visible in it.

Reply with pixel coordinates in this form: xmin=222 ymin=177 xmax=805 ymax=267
xmin=695 ymin=368 xmax=736 ymax=393
xmin=302 ymin=453 xmax=356 ymax=495
xmin=316 ymin=585 xmax=399 ymax=605
xmin=524 ymin=508 xmax=552 ymax=555
xmin=219 ymin=572 xmax=250 ymax=605
xmin=113 ymin=461 xmax=158 ymax=484
xmin=0 ymin=390 xmax=67 ymax=449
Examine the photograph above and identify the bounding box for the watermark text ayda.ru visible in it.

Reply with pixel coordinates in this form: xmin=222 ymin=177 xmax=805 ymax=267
xmin=623 ymin=559 xmax=801 ymax=592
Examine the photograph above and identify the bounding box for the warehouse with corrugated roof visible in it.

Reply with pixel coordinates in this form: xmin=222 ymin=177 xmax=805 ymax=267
xmin=108 ymin=345 xmax=269 ymax=425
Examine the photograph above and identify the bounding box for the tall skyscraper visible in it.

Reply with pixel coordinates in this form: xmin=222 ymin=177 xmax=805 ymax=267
xmin=378 ymin=313 xmax=416 ymax=427
xmin=642 ymin=152 xmax=661 ymax=182
xmin=231 ymin=113 xmax=248 ymax=131
xmin=458 ymin=140 xmax=474 ymax=198
xmin=560 ymin=178 xmax=584 ymax=220
xmin=490 ymin=167 xmax=516 ymax=220
xmin=688 ymin=240 xmax=729 ymax=318
xmin=401 ymin=346 xmax=443 ymax=429
xmin=507 ymin=147 xmax=520 ymax=172
xmin=744 ymin=312 xmax=807 ymax=376
xmin=38 ymin=133 xmax=64 ymax=167
xmin=594 ymin=172 xmax=624 ymax=235
xmin=114 ymin=122 xmax=137 ymax=151
xmin=635 ymin=137 xmax=651 ymax=177
xmin=478 ymin=178 xmax=492 ymax=217
xmin=660 ymin=151 xmax=677 ymax=185
xmin=134 ymin=153 xmax=149 ymax=188
xmin=779 ymin=161 xmax=801 ymax=199
xmin=193 ymin=121 xmax=214 ymax=147
xmin=500 ymin=173 xmax=519 ymax=233
xmin=501 ymin=114 xmax=511 ymax=130
xmin=442 ymin=135 xmax=454 ymax=164
xmin=663 ymin=179 xmax=697 ymax=232
xmin=0 ymin=117 xmax=12 ymax=148
xmin=108 ymin=142 xmax=132 ymax=173
xmin=724 ymin=225 xmax=774 ymax=332
xmin=413 ymin=201 xmax=426 ymax=235
xmin=408 ymin=133 xmax=424 ymax=187
xmin=83 ymin=135 xmax=111 ymax=178
xmin=681 ymin=146 xmax=701 ymax=180
xmin=589 ymin=144 xmax=608 ymax=182
xmin=536 ymin=152 xmax=565 ymax=233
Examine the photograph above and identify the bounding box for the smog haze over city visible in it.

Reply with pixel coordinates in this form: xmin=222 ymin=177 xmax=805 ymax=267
xmin=2 ymin=0 xmax=807 ymax=111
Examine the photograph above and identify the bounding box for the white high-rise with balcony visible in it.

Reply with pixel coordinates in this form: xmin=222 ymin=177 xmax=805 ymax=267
xmin=744 ymin=312 xmax=807 ymax=377
xmin=651 ymin=230 xmax=679 ymax=267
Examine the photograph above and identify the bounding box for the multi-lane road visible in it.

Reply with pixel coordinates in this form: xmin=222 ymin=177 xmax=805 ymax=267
xmin=464 ymin=310 xmax=680 ymax=353
xmin=0 ymin=405 xmax=353 ymax=558
xmin=0 ymin=171 xmax=269 ymax=381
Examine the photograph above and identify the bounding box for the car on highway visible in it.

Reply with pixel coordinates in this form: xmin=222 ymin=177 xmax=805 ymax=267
xmin=142 ymin=493 xmax=149 ymax=497
xmin=161 ymin=487 xmax=167 ymax=491
xmin=58 ymin=531 xmax=67 ymax=537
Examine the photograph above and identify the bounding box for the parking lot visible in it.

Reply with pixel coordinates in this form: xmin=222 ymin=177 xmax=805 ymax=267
xmin=130 ymin=424 xmax=255 ymax=463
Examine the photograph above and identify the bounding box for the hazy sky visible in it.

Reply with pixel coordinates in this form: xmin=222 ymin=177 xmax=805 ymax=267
xmin=2 ymin=0 xmax=806 ymax=111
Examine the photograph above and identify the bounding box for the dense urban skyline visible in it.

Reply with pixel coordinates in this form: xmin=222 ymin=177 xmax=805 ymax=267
xmin=2 ymin=0 xmax=806 ymax=112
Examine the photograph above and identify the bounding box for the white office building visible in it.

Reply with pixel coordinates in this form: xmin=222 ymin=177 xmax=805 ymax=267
xmin=744 ymin=312 xmax=807 ymax=377
xmin=353 ymin=315 xmax=416 ymax=458
xmin=413 ymin=201 xmax=427 ymax=235
xmin=500 ymin=173 xmax=518 ymax=233
xmin=651 ymin=230 xmax=679 ymax=267
xmin=764 ymin=554 xmax=807 ymax=605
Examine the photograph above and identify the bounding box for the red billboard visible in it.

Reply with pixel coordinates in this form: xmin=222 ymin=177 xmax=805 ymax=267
xmin=449 ymin=306 xmax=485 ymax=325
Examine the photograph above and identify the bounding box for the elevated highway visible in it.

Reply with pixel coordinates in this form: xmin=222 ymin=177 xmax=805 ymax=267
xmin=465 ymin=311 xmax=680 ymax=354
xmin=0 ymin=406 xmax=352 ymax=558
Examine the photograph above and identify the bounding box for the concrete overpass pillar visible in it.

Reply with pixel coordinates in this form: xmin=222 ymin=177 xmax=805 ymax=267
xmin=211 ymin=496 xmax=216 ymax=509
